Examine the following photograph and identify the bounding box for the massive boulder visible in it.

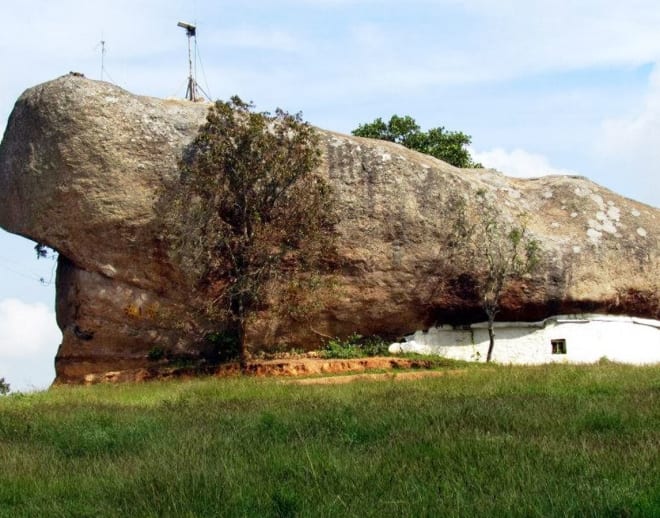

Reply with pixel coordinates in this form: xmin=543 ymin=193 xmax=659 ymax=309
xmin=1 ymin=75 xmax=658 ymax=383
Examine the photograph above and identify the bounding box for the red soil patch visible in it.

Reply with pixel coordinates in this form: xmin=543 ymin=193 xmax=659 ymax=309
xmin=80 ymin=357 xmax=448 ymax=385
xmin=283 ymin=368 xmax=468 ymax=385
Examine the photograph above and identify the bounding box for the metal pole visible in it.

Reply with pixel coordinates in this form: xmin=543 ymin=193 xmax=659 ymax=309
xmin=186 ymin=34 xmax=192 ymax=101
xmin=100 ymin=40 xmax=106 ymax=81
xmin=187 ymin=34 xmax=197 ymax=101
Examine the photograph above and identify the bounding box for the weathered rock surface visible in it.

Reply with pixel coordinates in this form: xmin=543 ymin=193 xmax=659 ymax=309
xmin=1 ymin=75 xmax=658 ymax=383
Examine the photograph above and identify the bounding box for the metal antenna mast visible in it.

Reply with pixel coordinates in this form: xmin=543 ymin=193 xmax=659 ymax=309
xmin=177 ymin=21 xmax=199 ymax=101
xmin=100 ymin=39 xmax=106 ymax=81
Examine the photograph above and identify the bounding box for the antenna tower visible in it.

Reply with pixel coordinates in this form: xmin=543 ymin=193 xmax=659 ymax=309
xmin=100 ymin=40 xmax=106 ymax=81
xmin=177 ymin=21 xmax=200 ymax=102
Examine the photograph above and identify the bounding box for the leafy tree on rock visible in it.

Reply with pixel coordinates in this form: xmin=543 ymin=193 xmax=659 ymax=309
xmin=352 ymin=115 xmax=482 ymax=168
xmin=443 ymin=191 xmax=540 ymax=362
xmin=168 ymin=97 xmax=335 ymax=368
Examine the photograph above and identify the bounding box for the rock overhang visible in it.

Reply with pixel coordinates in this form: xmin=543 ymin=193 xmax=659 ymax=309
xmin=0 ymin=74 xmax=658 ymax=383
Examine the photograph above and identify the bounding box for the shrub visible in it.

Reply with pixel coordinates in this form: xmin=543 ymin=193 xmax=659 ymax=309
xmin=147 ymin=347 xmax=165 ymax=361
xmin=321 ymin=334 xmax=390 ymax=359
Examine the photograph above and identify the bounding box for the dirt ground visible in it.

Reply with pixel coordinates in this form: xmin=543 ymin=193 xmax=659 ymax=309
xmin=282 ymin=368 xmax=468 ymax=385
xmin=80 ymin=357 xmax=461 ymax=385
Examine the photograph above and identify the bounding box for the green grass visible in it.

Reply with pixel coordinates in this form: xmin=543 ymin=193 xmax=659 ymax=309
xmin=1 ymin=363 xmax=659 ymax=517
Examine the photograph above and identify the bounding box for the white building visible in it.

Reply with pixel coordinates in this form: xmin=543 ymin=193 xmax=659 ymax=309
xmin=389 ymin=314 xmax=660 ymax=365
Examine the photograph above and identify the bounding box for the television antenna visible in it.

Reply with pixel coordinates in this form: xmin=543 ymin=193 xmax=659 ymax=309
xmin=177 ymin=21 xmax=201 ymax=101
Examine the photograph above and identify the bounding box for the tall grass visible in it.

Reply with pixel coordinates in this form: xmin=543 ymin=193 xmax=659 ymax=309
xmin=1 ymin=363 xmax=658 ymax=517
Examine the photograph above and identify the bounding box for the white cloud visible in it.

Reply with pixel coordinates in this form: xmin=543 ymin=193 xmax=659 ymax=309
xmin=0 ymin=299 xmax=61 ymax=358
xmin=598 ymin=63 xmax=660 ymax=207
xmin=601 ymin=65 xmax=660 ymax=156
xmin=470 ymin=147 xmax=574 ymax=178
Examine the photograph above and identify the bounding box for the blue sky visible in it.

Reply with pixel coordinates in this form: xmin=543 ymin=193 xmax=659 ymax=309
xmin=1 ymin=0 xmax=659 ymax=391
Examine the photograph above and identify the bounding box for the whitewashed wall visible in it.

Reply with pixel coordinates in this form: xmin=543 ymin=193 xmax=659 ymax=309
xmin=389 ymin=315 xmax=660 ymax=365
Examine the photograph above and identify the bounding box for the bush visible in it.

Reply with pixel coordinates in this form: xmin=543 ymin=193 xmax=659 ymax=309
xmin=321 ymin=334 xmax=390 ymax=359
xmin=147 ymin=347 xmax=165 ymax=361
xmin=204 ymin=331 xmax=241 ymax=363
xmin=0 ymin=377 xmax=10 ymax=395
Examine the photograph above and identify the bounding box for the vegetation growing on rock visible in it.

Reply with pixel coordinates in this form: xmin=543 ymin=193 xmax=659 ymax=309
xmin=441 ymin=190 xmax=541 ymax=361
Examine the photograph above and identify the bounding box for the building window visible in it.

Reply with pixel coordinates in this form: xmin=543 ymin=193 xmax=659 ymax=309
xmin=551 ymin=339 xmax=567 ymax=355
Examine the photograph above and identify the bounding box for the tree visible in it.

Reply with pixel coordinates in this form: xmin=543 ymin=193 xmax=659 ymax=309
xmin=445 ymin=191 xmax=540 ymax=362
xmin=352 ymin=115 xmax=482 ymax=168
xmin=0 ymin=377 xmax=9 ymax=395
xmin=167 ymin=97 xmax=335 ymax=368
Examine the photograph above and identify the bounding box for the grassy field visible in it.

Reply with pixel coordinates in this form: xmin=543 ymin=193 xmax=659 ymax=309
xmin=0 ymin=362 xmax=658 ymax=517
